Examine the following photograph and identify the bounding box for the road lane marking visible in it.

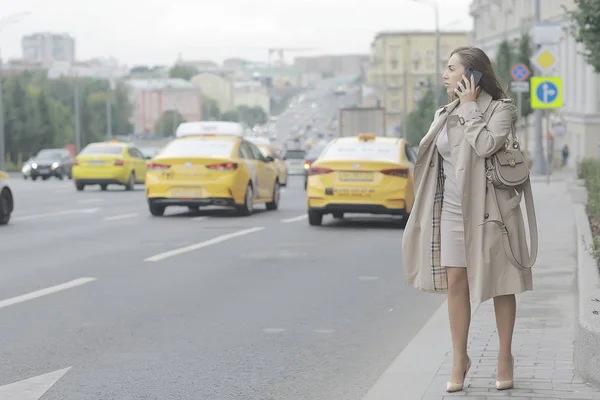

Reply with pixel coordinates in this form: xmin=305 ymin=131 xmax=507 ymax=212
xmin=262 ymin=328 xmax=286 ymax=333
xmin=313 ymin=329 xmax=335 ymax=334
xmin=191 ymin=216 xmax=208 ymax=221
xmin=77 ymin=198 xmax=103 ymax=204
xmin=281 ymin=215 xmax=307 ymax=223
xmin=0 ymin=367 xmax=71 ymax=399
xmin=104 ymin=213 xmax=139 ymax=221
xmin=0 ymin=278 xmax=97 ymax=310
xmin=358 ymin=276 xmax=380 ymax=281
xmin=13 ymin=208 xmax=101 ymax=221
xmin=144 ymin=227 xmax=265 ymax=262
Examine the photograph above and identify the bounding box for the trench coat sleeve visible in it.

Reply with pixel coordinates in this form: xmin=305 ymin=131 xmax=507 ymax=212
xmin=454 ymin=100 xmax=513 ymax=158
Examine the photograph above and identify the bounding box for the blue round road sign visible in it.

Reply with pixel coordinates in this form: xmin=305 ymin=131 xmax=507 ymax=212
xmin=535 ymin=81 xmax=558 ymax=104
xmin=510 ymin=63 xmax=530 ymax=81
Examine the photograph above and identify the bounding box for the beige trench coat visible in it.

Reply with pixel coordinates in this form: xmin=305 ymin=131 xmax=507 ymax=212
xmin=402 ymin=90 xmax=533 ymax=304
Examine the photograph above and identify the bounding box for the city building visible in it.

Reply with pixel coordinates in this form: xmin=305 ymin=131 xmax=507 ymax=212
xmin=47 ymin=57 xmax=128 ymax=80
xmin=191 ymin=73 xmax=236 ymax=114
xmin=234 ymin=81 xmax=270 ymax=114
xmin=294 ymin=54 xmax=369 ymax=77
xmin=125 ymin=78 xmax=203 ymax=134
xmin=21 ymin=32 xmax=75 ymax=64
xmin=469 ymin=0 xmax=596 ymax=168
xmin=365 ymin=30 xmax=470 ymax=135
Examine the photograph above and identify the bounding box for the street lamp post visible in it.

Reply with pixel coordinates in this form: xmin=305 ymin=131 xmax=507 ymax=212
xmin=411 ymin=0 xmax=441 ymax=107
xmin=0 ymin=11 xmax=31 ymax=170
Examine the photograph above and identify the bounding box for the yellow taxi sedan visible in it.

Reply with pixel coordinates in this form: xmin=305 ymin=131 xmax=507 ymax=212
xmin=306 ymin=133 xmax=415 ymax=227
xmin=245 ymin=136 xmax=288 ymax=186
xmin=146 ymin=121 xmax=281 ymax=217
xmin=72 ymin=141 xmax=148 ymax=191
xmin=0 ymin=170 xmax=14 ymax=225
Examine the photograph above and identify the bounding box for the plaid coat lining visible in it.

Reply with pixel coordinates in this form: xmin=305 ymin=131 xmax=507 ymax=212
xmin=431 ymin=152 xmax=448 ymax=291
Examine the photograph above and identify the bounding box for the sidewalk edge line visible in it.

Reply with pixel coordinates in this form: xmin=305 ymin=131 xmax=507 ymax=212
xmin=361 ymin=298 xmax=481 ymax=400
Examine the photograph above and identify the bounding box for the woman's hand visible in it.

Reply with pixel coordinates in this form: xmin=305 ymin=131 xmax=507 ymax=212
xmin=454 ymin=74 xmax=479 ymax=103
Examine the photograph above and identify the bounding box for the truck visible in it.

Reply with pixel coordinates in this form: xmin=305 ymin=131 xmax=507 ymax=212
xmin=338 ymin=107 xmax=386 ymax=137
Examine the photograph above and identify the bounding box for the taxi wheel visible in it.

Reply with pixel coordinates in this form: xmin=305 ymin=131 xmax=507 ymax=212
xmin=149 ymin=201 xmax=166 ymax=217
xmin=75 ymin=182 xmax=85 ymax=191
xmin=125 ymin=172 xmax=135 ymax=191
xmin=100 ymin=184 xmax=108 ymax=191
xmin=308 ymin=210 xmax=323 ymax=226
xmin=266 ymin=181 xmax=280 ymax=211
xmin=0 ymin=189 xmax=12 ymax=225
xmin=237 ymin=183 xmax=254 ymax=216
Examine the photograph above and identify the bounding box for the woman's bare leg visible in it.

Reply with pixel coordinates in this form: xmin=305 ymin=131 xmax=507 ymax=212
xmin=493 ymin=294 xmax=516 ymax=381
xmin=447 ymin=266 xmax=471 ymax=384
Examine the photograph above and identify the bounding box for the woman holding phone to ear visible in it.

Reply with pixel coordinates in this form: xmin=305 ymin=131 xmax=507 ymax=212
xmin=402 ymin=47 xmax=535 ymax=393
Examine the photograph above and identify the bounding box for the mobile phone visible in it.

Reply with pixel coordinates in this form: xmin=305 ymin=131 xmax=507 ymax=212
xmin=458 ymin=68 xmax=482 ymax=92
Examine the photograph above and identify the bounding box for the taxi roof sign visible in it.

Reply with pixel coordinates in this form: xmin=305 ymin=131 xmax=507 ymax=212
xmin=358 ymin=133 xmax=376 ymax=141
xmin=245 ymin=136 xmax=271 ymax=146
xmin=176 ymin=121 xmax=245 ymax=138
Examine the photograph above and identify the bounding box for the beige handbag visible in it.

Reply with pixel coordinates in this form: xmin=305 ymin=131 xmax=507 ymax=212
xmin=483 ymin=114 xmax=538 ymax=270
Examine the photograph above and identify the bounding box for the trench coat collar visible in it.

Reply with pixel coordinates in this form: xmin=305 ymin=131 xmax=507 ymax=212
xmin=418 ymin=90 xmax=494 ymax=152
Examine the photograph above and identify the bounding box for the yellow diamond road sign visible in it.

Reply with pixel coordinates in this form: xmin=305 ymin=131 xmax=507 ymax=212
xmin=532 ymin=47 xmax=558 ymax=72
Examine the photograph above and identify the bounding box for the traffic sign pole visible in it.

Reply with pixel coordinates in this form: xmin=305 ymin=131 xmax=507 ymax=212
xmin=531 ymin=0 xmax=547 ymax=176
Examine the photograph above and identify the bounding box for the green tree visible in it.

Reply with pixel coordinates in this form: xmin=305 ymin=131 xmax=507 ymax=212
xmin=202 ymin=97 xmax=221 ymax=120
xmin=169 ymin=64 xmax=198 ymax=80
xmin=515 ymin=33 xmax=533 ymax=119
xmin=236 ymin=105 xmax=267 ymax=127
xmin=3 ymin=76 xmax=29 ymax=160
xmin=405 ymin=88 xmax=437 ymax=146
xmin=566 ymin=0 xmax=600 ymax=73
xmin=221 ymin=110 xmax=239 ymax=122
xmin=494 ymin=40 xmax=516 ymax=92
xmin=154 ymin=110 xmax=186 ymax=137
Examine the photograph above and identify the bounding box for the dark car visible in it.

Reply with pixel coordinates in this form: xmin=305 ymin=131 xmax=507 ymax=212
xmin=30 ymin=149 xmax=74 ymax=180
xmin=304 ymin=141 xmax=329 ymax=189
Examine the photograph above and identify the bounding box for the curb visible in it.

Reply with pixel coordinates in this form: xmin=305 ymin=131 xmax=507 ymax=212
xmin=361 ymin=300 xmax=480 ymax=399
xmin=572 ymin=185 xmax=600 ymax=387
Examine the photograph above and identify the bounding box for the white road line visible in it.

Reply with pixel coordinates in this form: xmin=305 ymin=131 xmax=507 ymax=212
xmin=0 ymin=367 xmax=72 ymax=399
xmin=104 ymin=213 xmax=139 ymax=221
xmin=77 ymin=198 xmax=103 ymax=204
xmin=0 ymin=278 xmax=97 ymax=310
xmin=358 ymin=276 xmax=380 ymax=281
xmin=281 ymin=214 xmax=307 ymax=223
xmin=313 ymin=329 xmax=335 ymax=334
xmin=191 ymin=216 xmax=208 ymax=221
xmin=144 ymin=227 xmax=265 ymax=262
xmin=13 ymin=208 xmax=101 ymax=221
xmin=262 ymin=328 xmax=286 ymax=333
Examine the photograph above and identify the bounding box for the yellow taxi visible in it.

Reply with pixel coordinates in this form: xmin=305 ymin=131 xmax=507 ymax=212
xmin=0 ymin=170 xmax=14 ymax=225
xmin=145 ymin=121 xmax=281 ymax=217
xmin=306 ymin=133 xmax=415 ymax=227
xmin=72 ymin=141 xmax=148 ymax=191
xmin=245 ymin=136 xmax=288 ymax=186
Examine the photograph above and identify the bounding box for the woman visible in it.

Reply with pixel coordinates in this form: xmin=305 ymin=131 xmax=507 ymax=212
xmin=402 ymin=47 xmax=534 ymax=393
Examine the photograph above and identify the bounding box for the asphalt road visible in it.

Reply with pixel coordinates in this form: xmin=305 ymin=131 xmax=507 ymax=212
xmin=0 ymin=176 xmax=444 ymax=399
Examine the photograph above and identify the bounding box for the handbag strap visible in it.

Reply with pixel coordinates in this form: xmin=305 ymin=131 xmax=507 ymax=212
xmin=484 ymin=179 xmax=538 ymax=270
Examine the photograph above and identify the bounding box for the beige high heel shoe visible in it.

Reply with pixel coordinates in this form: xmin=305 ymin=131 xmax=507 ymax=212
xmin=446 ymin=357 xmax=471 ymax=393
xmin=496 ymin=355 xmax=514 ymax=390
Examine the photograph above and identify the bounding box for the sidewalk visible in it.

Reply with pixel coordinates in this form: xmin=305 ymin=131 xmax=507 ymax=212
xmin=420 ymin=175 xmax=600 ymax=399
xmin=362 ymin=170 xmax=600 ymax=400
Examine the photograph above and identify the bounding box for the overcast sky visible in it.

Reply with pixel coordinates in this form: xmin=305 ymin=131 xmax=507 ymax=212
xmin=0 ymin=0 xmax=472 ymax=67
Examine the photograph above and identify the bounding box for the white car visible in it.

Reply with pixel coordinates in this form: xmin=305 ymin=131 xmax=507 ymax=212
xmin=0 ymin=171 xmax=14 ymax=225
xmin=283 ymin=149 xmax=306 ymax=175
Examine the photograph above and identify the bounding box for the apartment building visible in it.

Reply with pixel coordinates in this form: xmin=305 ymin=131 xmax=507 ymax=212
xmin=125 ymin=79 xmax=203 ymax=134
xmin=470 ymin=0 xmax=597 ymax=167
xmin=366 ymin=30 xmax=470 ymax=135
xmin=21 ymin=33 xmax=75 ymax=64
